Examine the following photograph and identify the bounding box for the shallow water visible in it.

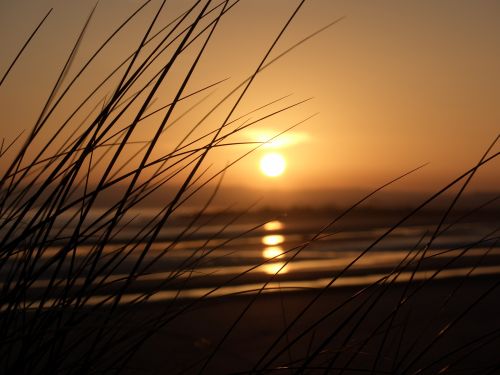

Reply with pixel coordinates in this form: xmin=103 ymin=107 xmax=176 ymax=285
xmin=2 ymin=210 xmax=499 ymax=308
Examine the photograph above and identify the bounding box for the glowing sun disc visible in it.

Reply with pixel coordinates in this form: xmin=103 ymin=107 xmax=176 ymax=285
xmin=260 ymin=153 xmax=286 ymax=177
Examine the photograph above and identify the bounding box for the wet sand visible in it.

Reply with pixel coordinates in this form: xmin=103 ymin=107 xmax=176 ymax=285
xmin=114 ymin=275 xmax=500 ymax=374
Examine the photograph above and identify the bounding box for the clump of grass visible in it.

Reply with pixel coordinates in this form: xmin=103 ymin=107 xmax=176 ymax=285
xmin=1 ymin=1 xmax=499 ymax=374
xmin=0 ymin=1 xmax=321 ymax=372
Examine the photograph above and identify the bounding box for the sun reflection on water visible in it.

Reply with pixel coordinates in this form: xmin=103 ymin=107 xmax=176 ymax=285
xmin=262 ymin=246 xmax=284 ymax=259
xmin=262 ymin=234 xmax=285 ymax=246
xmin=262 ymin=262 xmax=289 ymax=275
xmin=263 ymin=220 xmax=284 ymax=231
xmin=261 ymin=220 xmax=287 ymax=274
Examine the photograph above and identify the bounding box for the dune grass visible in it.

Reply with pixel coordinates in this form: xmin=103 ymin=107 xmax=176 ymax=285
xmin=1 ymin=1 xmax=499 ymax=374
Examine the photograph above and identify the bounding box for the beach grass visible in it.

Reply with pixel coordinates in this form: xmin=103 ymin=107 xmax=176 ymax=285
xmin=1 ymin=1 xmax=499 ymax=374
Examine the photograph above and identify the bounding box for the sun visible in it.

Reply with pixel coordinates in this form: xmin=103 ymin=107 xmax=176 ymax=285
xmin=260 ymin=152 xmax=286 ymax=177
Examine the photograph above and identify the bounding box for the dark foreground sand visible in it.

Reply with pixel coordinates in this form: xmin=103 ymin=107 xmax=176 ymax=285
xmin=105 ymin=276 xmax=500 ymax=374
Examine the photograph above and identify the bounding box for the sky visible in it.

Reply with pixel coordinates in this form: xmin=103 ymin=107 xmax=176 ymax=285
xmin=0 ymin=0 xmax=498 ymax=199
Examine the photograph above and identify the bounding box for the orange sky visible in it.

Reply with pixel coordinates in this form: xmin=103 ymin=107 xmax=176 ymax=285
xmin=0 ymin=0 xmax=498 ymax=194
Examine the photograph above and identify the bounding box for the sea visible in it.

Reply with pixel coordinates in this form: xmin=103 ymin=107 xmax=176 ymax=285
xmin=3 ymin=206 xmax=499 ymax=309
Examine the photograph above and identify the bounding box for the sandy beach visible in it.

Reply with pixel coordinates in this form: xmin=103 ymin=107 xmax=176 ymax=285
xmin=98 ymin=275 xmax=500 ymax=374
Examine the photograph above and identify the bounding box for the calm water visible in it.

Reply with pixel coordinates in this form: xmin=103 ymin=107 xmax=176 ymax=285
xmin=2 ymin=209 xmax=499 ymax=307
